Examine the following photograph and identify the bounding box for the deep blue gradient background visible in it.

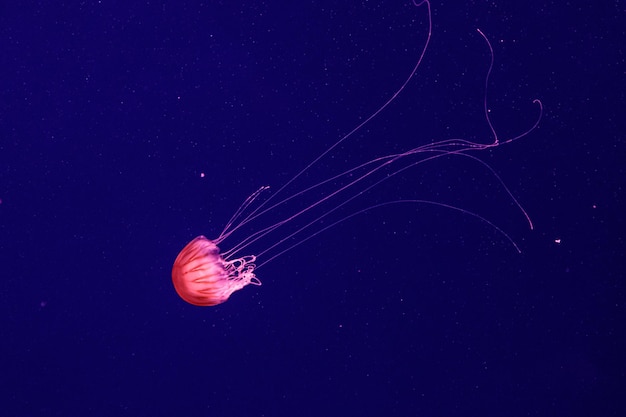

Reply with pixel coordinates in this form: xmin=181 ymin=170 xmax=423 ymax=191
xmin=1 ymin=1 xmax=624 ymax=416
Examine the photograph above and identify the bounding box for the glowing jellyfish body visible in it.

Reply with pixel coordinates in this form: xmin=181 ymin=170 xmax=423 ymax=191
xmin=172 ymin=236 xmax=260 ymax=306
xmin=171 ymin=0 xmax=542 ymax=306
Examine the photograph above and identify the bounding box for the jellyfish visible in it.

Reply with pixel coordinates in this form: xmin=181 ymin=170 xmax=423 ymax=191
xmin=172 ymin=236 xmax=260 ymax=306
xmin=172 ymin=0 xmax=543 ymax=306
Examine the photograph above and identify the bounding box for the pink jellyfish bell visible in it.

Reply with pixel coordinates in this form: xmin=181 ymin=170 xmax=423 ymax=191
xmin=171 ymin=236 xmax=261 ymax=306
